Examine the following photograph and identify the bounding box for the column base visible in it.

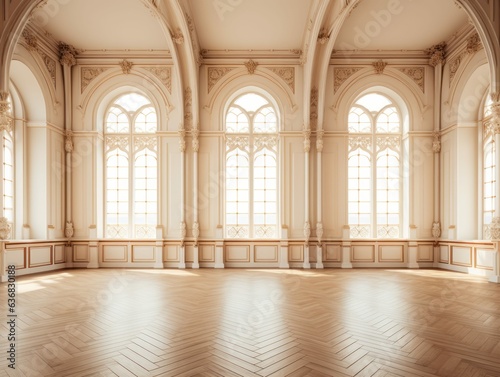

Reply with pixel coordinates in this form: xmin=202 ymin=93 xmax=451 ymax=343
xmin=316 ymin=246 xmax=324 ymax=269
xmin=489 ymin=275 xmax=500 ymax=283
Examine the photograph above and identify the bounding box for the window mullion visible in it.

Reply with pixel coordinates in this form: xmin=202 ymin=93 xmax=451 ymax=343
xmin=372 ymin=132 xmax=377 ymax=238
xmin=249 ymin=132 xmax=254 ymax=238
xmin=129 ymin=135 xmax=134 ymax=239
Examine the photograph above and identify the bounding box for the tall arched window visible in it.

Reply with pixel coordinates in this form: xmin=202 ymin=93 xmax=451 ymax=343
xmin=225 ymin=92 xmax=278 ymax=238
xmin=105 ymin=93 xmax=157 ymax=239
xmin=348 ymin=93 xmax=402 ymax=238
xmin=3 ymin=95 xmax=14 ymax=233
xmin=483 ymin=95 xmax=495 ymax=239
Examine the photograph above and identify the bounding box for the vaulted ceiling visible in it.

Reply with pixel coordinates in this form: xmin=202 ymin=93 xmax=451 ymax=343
xmin=31 ymin=0 xmax=469 ymax=57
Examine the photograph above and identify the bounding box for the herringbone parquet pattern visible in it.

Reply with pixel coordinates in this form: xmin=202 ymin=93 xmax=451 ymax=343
xmin=1 ymin=268 xmax=500 ymax=376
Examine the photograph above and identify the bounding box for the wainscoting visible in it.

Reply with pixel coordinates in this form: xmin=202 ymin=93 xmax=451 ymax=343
xmin=2 ymin=239 xmax=498 ymax=282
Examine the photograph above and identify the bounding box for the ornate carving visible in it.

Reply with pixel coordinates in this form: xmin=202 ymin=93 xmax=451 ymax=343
xmin=317 ymin=27 xmax=329 ymax=44
xmin=65 ymin=222 xmax=74 ymax=238
xmin=0 ymin=92 xmax=12 ymax=133
xmin=65 ymin=131 xmax=74 ymax=153
xmin=377 ymin=136 xmax=400 ymax=151
xmin=349 ymin=136 xmax=371 ymax=150
xmin=208 ymin=67 xmax=235 ymax=93
xmin=193 ymin=221 xmax=200 ymax=243
xmin=58 ymin=42 xmax=78 ymax=66
xmin=433 ymin=131 xmax=441 ymax=153
xmin=22 ymin=29 xmax=38 ymax=51
xmin=372 ymin=60 xmax=387 ymax=74
xmin=81 ymin=67 xmax=109 ymax=93
xmin=316 ymin=129 xmax=324 ymax=153
xmin=0 ymin=217 xmax=11 ymax=239
xmin=134 ymin=136 xmax=157 ymax=152
xmin=144 ymin=67 xmax=172 ymax=93
xmin=310 ymin=88 xmax=318 ymax=129
xmin=180 ymin=221 xmax=187 ymax=240
xmin=105 ymin=136 xmax=129 ymax=151
xmin=192 ymin=128 xmax=200 ymax=153
xmin=492 ymin=100 xmax=500 ymax=135
xmin=171 ymin=28 xmax=184 ymax=44
xmin=244 ymin=59 xmax=258 ymax=74
xmin=449 ymin=54 xmax=463 ymax=83
xmin=426 ymin=42 xmax=447 ymax=67
xmin=254 ymin=135 xmax=278 ymax=151
xmin=432 ymin=222 xmax=441 ymax=238
xmin=266 ymin=67 xmax=295 ymax=93
xmin=39 ymin=51 xmax=56 ymax=87
xmin=300 ymin=44 xmax=309 ymax=66
xmin=316 ymin=222 xmax=324 ymax=244
xmin=225 ymin=135 xmax=249 ymax=151
xmin=466 ymin=32 xmax=482 ymax=54
xmin=489 ymin=217 xmax=500 ymax=240
xmin=334 ymin=68 xmax=362 ymax=92
xmin=397 ymin=67 xmax=425 ymax=92
xmin=304 ymin=221 xmax=311 ymax=241
xmin=178 ymin=126 xmax=186 ymax=153
xmin=184 ymin=87 xmax=192 ymax=128
xmin=119 ymin=60 xmax=133 ymax=74
xmin=303 ymin=127 xmax=311 ymax=153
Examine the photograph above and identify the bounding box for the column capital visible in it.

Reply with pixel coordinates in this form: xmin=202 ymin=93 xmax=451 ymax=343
xmin=58 ymin=42 xmax=78 ymax=66
xmin=0 ymin=217 xmax=11 ymax=240
xmin=0 ymin=92 xmax=12 ymax=133
xmin=303 ymin=126 xmax=311 ymax=153
xmin=426 ymin=41 xmax=446 ymax=67
xmin=432 ymin=131 xmax=441 ymax=153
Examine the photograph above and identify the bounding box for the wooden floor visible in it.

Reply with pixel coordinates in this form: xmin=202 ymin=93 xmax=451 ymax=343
xmin=1 ymin=268 xmax=500 ymax=377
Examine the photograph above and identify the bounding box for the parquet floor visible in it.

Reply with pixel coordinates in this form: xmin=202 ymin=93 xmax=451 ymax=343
xmin=1 ymin=268 xmax=500 ymax=376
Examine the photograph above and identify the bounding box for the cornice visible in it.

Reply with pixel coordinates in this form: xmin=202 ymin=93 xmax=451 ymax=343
xmin=445 ymin=22 xmax=476 ymax=59
xmin=330 ymin=50 xmax=429 ymax=64
xmin=200 ymin=49 xmax=302 ymax=61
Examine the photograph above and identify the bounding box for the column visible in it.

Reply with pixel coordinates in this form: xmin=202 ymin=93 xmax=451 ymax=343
xmin=431 ymin=57 xmax=443 ymax=240
xmin=192 ymin=128 xmax=200 ymax=269
xmin=0 ymin=92 xmax=11 ymax=234
xmin=316 ymin=129 xmax=324 ymax=269
xmin=178 ymin=126 xmax=186 ymax=269
xmin=489 ymin=94 xmax=500 ymax=283
xmin=303 ymin=126 xmax=311 ymax=269
xmin=0 ymin=218 xmax=11 ymax=281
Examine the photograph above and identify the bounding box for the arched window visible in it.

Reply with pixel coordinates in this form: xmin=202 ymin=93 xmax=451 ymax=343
xmin=483 ymin=95 xmax=495 ymax=239
xmin=348 ymin=93 xmax=402 ymax=238
xmin=3 ymin=95 xmax=14 ymax=233
xmin=105 ymin=93 xmax=157 ymax=239
xmin=225 ymin=92 xmax=278 ymax=238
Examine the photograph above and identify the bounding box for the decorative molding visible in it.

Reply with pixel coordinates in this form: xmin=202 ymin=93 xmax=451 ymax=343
xmin=432 ymin=131 xmax=441 ymax=153
xmin=65 ymin=131 xmax=74 ymax=153
xmin=244 ymin=59 xmax=258 ymax=74
xmin=81 ymin=67 xmax=109 ymax=93
xmin=180 ymin=221 xmax=187 ymax=241
xmin=432 ymin=222 xmax=441 ymax=238
xmin=22 ymin=29 xmax=38 ymax=51
xmin=178 ymin=126 xmax=186 ymax=153
xmin=144 ymin=67 xmax=172 ymax=93
xmin=372 ymin=60 xmax=387 ymax=74
xmin=316 ymin=129 xmax=324 ymax=153
xmin=39 ymin=51 xmax=57 ymax=87
xmin=310 ymin=88 xmax=318 ymax=129
xmin=254 ymin=135 xmax=278 ymax=150
xmin=334 ymin=67 xmax=362 ymax=92
xmin=489 ymin=217 xmax=500 ymax=240
xmin=65 ymin=222 xmax=74 ymax=239
xmin=449 ymin=54 xmax=463 ymax=83
xmin=317 ymin=27 xmax=329 ymax=44
xmin=193 ymin=222 xmax=200 ymax=244
xmin=0 ymin=217 xmax=11 ymax=240
xmin=134 ymin=136 xmax=157 ymax=152
xmin=349 ymin=136 xmax=371 ymax=150
xmin=426 ymin=42 xmax=447 ymax=67
xmin=304 ymin=221 xmax=311 ymax=241
xmin=105 ymin=135 xmax=129 ymax=152
xmin=0 ymin=92 xmax=12 ymax=133
xmin=184 ymin=87 xmax=192 ymax=128
xmin=492 ymin=100 xmax=500 ymax=134
xmin=225 ymin=135 xmax=249 ymax=150
xmin=171 ymin=28 xmax=184 ymax=44
xmin=119 ymin=60 xmax=133 ymax=74
xmin=316 ymin=222 xmax=324 ymax=244
xmin=300 ymin=44 xmax=309 ymax=66
xmin=377 ymin=136 xmax=400 ymax=151
xmin=192 ymin=128 xmax=200 ymax=152
xmin=207 ymin=67 xmax=236 ymax=93
xmin=466 ymin=32 xmax=482 ymax=54
xmin=397 ymin=67 xmax=425 ymax=92
xmin=303 ymin=126 xmax=311 ymax=153
xmin=58 ymin=42 xmax=78 ymax=66
xmin=265 ymin=67 xmax=295 ymax=93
